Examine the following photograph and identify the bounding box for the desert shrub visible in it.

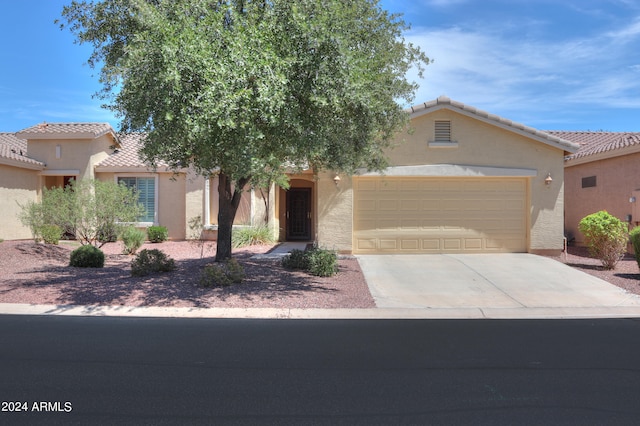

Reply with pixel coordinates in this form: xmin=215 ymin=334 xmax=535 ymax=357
xmin=40 ymin=224 xmax=62 ymax=245
xmin=578 ymin=211 xmax=628 ymax=270
xmin=199 ymin=258 xmax=245 ymax=287
xmin=147 ymin=225 xmax=169 ymax=243
xmin=97 ymin=222 xmax=118 ymax=243
xmin=306 ymin=247 xmax=338 ymax=277
xmin=282 ymin=247 xmax=337 ymax=277
xmin=121 ymin=226 xmax=146 ymax=255
xmin=232 ymin=225 xmax=274 ymax=248
xmin=70 ymin=245 xmax=105 ymax=268
xmin=130 ymin=249 xmax=176 ymax=277
xmin=630 ymin=226 xmax=640 ymax=269
xmin=281 ymin=249 xmax=309 ymax=270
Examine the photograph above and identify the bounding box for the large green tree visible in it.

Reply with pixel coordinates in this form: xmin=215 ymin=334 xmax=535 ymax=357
xmin=60 ymin=0 xmax=429 ymax=261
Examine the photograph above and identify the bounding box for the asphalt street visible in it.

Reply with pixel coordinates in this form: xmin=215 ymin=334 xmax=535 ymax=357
xmin=1 ymin=315 xmax=640 ymax=425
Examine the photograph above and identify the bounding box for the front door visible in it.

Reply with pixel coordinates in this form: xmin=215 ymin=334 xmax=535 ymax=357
xmin=286 ymin=188 xmax=312 ymax=241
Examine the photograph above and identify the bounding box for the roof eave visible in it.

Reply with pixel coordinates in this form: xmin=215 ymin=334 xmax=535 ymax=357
xmin=408 ymin=97 xmax=580 ymax=154
xmin=0 ymin=157 xmax=45 ymax=171
xmin=565 ymin=143 xmax=640 ymax=167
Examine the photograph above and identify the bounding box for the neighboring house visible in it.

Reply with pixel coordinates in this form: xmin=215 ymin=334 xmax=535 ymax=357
xmin=549 ymin=131 xmax=640 ymax=246
xmin=0 ymin=97 xmax=579 ymax=254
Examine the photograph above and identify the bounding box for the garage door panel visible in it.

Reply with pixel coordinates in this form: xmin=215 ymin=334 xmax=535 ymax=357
xmin=353 ymin=177 xmax=527 ymax=254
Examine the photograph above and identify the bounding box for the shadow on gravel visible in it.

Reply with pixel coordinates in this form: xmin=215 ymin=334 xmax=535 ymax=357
xmin=7 ymin=256 xmax=361 ymax=309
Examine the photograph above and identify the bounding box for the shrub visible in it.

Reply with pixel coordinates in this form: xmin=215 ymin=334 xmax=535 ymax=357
xmin=131 ymin=249 xmax=176 ymax=277
xmin=232 ymin=225 xmax=274 ymax=248
xmin=97 ymin=223 xmax=118 ymax=244
xmin=306 ymin=247 xmax=338 ymax=277
xmin=578 ymin=211 xmax=628 ymax=270
xmin=70 ymin=245 xmax=105 ymax=268
xmin=282 ymin=246 xmax=338 ymax=277
xmin=121 ymin=226 xmax=146 ymax=255
xmin=281 ymin=249 xmax=308 ymax=270
xmin=630 ymin=226 xmax=640 ymax=269
xmin=199 ymin=258 xmax=245 ymax=287
xmin=40 ymin=224 xmax=62 ymax=245
xmin=147 ymin=225 xmax=169 ymax=243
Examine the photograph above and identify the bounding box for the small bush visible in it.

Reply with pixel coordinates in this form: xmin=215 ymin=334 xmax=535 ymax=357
xmin=232 ymin=225 xmax=274 ymax=248
xmin=70 ymin=245 xmax=105 ymax=268
xmin=306 ymin=247 xmax=338 ymax=277
xmin=40 ymin=224 xmax=62 ymax=245
xmin=131 ymin=249 xmax=176 ymax=277
xmin=121 ymin=226 xmax=146 ymax=255
xmin=199 ymin=258 xmax=245 ymax=287
xmin=97 ymin=223 xmax=118 ymax=244
xmin=281 ymin=249 xmax=309 ymax=270
xmin=630 ymin=226 xmax=640 ymax=269
xmin=147 ymin=225 xmax=169 ymax=243
xmin=578 ymin=210 xmax=628 ymax=270
xmin=282 ymin=246 xmax=338 ymax=277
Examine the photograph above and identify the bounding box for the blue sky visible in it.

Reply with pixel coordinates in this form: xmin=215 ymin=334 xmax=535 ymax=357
xmin=1 ymin=0 xmax=639 ymax=132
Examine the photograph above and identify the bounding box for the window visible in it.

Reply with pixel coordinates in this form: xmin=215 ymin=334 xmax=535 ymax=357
xmin=582 ymin=176 xmax=597 ymax=188
xmin=434 ymin=121 xmax=452 ymax=142
xmin=206 ymin=176 xmax=252 ymax=227
xmin=118 ymin=176 xmax=156 ymax=223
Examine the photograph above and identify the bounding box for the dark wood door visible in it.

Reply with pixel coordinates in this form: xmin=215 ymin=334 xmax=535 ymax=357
xmin=286 ymin=188 xmax=312 ymax=241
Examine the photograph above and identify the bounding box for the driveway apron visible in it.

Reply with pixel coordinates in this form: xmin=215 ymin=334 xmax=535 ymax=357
xmin=357 ymin=253 xmax=640 ymax=309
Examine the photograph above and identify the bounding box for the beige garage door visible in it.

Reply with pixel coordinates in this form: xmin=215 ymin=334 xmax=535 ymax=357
xmin=353 ymin=177 xmax=527 ymax=254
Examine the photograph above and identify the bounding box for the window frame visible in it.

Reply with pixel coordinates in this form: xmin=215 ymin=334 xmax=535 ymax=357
xmin=115 ymin=174 xmax=159 ymax=226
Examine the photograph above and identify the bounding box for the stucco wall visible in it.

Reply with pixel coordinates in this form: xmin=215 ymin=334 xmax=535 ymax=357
xmin=317 ymin=109 xmax=567 ymax=253
xmin=28 ymin=135 xmax=112 ymax=180
xmin=565 ymin=152 xmax=640 ymax=245
xmin=0 ymin=164 xmax=40 ymax=240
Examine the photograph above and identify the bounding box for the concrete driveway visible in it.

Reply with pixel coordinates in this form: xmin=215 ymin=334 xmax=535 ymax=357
xmin=357 ymin=253 xmax=640 ymax=316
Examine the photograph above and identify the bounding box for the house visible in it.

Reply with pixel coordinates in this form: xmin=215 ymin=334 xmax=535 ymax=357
xmin=0 ymin=97 xmax=578 ymax=254
xmin=549 ymin=131 xmax=640 ymax=246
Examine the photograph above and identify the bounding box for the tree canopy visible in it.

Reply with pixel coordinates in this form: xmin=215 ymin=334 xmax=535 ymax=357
xmin=60 ymin=0 xmax=430 ymax=260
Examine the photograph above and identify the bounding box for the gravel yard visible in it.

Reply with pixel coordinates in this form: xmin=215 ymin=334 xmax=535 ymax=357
xmin=0 ymin=240 xmax=375 ymax=309
xmin=1 ymin=240 xmax=639 ymax=310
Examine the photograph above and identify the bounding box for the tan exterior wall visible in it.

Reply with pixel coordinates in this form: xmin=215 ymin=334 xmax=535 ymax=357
xmin=28 ymin=135 xmax=113 ymax=180
xmin=565 ymin=152 xmax=640 ymax=245
xmin=315 ymin=109 xmax=567 ymax=253
xmin=0 ymin=164 xmax=40 ymax=240
xmin=316 ymin=172 xmax=354 ymax=253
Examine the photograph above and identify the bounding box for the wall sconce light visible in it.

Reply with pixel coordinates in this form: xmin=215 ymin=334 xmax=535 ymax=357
xmin=333 ymin=174 xmax=341 ymax=187
xmin=630 ymin=196 xmax=636 ymax=203
xmin=544 ymin=173 xmax=553 ymax=186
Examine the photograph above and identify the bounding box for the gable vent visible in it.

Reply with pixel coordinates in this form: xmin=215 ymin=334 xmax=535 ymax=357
xmin=434 ymin=121 xmax=451 ymax=142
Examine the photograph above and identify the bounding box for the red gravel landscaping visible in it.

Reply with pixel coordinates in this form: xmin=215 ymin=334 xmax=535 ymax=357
xmin=0 ymin=240 xmax=375 ymax=309
xmin=1 ymin=240 xmax=639 ymax=310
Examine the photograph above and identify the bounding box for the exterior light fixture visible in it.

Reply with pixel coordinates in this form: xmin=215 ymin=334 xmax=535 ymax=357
xmin=544 ymin=173 xmax=553 ymax=186
xmin=333 ymin=174 xmax=341 ymax=187
xmin=630 ymin=196 xmax=636 ymax=203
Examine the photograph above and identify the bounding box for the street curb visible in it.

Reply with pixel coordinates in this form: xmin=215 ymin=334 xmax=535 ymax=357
xmin=2 ymin=303 xmax=640 ymax=319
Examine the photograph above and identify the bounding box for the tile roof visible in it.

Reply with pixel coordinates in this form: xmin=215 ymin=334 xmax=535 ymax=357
xmin=16 ymin=122 xmax=117 ymax=140
xmin=95 ymin=133 xmax=168 ymax=169
xmin=548 ymin=131 xmax=640 ymax=162
xmin=410 ymin=96 xmax=580 ymax=153
xmin=0 ymin=132 xmax=45 ymax=169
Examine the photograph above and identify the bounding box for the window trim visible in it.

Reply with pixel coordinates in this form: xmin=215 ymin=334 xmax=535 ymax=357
xmin=204 ymin=176 xmax=254 ymax=228
xmin=115 ymin=174 xmax=159 ymax=226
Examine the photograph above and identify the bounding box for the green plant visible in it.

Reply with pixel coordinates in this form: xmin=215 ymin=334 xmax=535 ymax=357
xmin=188 ymin=215 xmax=209 ymax=259
xmin=97 ymin=222 xmax=118 ymax=243
xmin=40 ymin=224 xmax=62 ymax=245
xmin=306 ymin=247 xmax=338 ymax=277
xmin=70 ymin=245 xmax=105 ymax=268
xmin=121 ymin=226 xmax=146 ymax=255
xmin=147 ymin=225 xmax=169 ymax=243
xmin=232 ymin=225 xmax=274 ymax=248
xmin=578 ymin=211 xmax=628 ymax=270
xmin=281 ymin=247 xmax=338 ymax=277
xmin=130 ymin=249 xmax=176 ymax=277
xmin=630 ymin=226 xmax=640 ymax=269
xmin=281 ymin=249 xmax=309 ymax=270
xmin=199 ymin=259 xmax=245 ymax=287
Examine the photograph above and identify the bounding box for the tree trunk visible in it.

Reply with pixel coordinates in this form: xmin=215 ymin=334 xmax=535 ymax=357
xmin=215 ymin=172 xmax=249 ymax=262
